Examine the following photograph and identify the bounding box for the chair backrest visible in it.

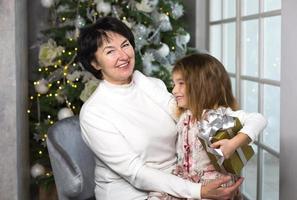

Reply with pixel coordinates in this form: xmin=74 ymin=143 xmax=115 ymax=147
xmin=47 ymin=116 xmax=95 ymax=200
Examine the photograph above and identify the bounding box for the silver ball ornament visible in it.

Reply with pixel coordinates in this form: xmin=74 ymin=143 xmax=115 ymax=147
xmin=31 ymin=163 xmax=45 ymax=178
xmin=157 ymin=43 xmax=170 ymax=57
xmin=96 ymin=1 xmax=111 ymax=16
xmin=179 ymin=33 xmax=190 ymax=45
xmin=34 ymin=79 xmax=49 ymax=94
xmin=58 ymin=107 xmax=74 ymax=120
xmin=41 ymin=0 xmax=54 ymax=8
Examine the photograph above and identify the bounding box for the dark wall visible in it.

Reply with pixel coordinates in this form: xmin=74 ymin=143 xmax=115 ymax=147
xmin=183 ymin=0 xmax=197 ymax=47
xmin=183 ymin=0 xmax=208 ymax=50
xmin=28 ymin=1 xmax=49 ymax=80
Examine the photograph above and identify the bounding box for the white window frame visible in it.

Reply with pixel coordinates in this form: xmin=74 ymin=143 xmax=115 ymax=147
xmin=208 ymin=1 xmax=281 ymax=199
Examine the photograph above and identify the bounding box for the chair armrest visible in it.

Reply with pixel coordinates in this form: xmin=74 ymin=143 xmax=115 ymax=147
xmin=47 ymin=133 xmax=83 ymax=198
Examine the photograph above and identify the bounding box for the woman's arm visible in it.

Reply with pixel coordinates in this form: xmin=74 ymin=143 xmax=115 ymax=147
xmin=80 ymin=108 xmax=241 ymax=199
xmin=80 ymin=109 xmax=201 ymax=199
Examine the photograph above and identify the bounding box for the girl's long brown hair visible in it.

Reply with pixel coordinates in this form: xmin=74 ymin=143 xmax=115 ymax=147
xmin=173 ymin=53 xmax=238 ymax=121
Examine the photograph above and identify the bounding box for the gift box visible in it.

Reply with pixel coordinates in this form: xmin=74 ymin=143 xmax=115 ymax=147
xmin=199 ymin=117 xmax=255 ymax=176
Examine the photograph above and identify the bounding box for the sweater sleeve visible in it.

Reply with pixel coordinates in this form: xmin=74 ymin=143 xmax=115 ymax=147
xmin=228 ymin=109 xmax=268 ymax=143
xmin=79 ymin=109 xmax=201 ymax=199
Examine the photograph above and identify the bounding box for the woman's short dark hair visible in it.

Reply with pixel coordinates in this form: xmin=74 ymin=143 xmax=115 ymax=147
xmin=77 ymin=16 xmax=135 ymax=79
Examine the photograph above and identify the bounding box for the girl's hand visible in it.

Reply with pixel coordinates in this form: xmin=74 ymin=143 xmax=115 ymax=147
xmin=210 ymin=132 xmax=252 ymax=159
xmin=211 ymin=139 xmax=236 ymax=159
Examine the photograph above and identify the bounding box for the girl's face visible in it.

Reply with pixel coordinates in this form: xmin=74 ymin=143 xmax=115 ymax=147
xmin=91 ymin=31 xmax=135 ymax=85
xmin=172 ymin=71 xmax=188 ymax=109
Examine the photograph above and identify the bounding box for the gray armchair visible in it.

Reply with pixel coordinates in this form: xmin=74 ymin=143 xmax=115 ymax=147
xmin=47 ymin=116 xmax=96 ymax=200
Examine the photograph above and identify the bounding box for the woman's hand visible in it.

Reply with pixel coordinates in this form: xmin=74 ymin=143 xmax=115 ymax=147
xmin=201 ymin=176 xmax=244 ymax=199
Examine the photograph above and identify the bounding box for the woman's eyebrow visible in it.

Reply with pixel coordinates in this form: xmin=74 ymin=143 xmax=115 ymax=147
xmin=121 ymin=39 xmax=128 ymax=46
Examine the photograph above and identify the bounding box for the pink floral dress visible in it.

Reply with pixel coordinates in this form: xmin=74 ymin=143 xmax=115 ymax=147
xmin=148 ymin=110 xmax=242 ymax=200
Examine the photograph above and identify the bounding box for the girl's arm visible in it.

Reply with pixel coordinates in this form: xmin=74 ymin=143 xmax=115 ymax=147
xmin=211 ymin=132 xmax=251 ymax=159
xmin=211 ymin=109 xmax=267 ymax=159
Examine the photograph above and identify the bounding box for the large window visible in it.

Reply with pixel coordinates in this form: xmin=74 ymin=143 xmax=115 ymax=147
xmin=209 ymin=0 xmax=281 ymax=199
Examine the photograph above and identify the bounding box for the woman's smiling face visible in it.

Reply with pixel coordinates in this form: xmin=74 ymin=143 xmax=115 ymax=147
xmin=91 ymin=31 xmax=135 ymax=85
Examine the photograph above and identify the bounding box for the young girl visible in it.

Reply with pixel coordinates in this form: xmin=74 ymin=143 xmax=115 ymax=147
xmin=148 ymin=53 xmax=267 ymax=200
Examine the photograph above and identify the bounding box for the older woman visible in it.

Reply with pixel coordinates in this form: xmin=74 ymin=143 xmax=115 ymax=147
xmin=78 ymin=16 xmax=244 ymax=200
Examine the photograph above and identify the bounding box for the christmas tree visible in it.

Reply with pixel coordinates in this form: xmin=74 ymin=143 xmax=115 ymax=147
xmin=29 ymin=0 xmax=191 ymax=187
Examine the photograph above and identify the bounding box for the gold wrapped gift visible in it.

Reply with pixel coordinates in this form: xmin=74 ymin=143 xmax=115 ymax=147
xmin=200 ymin=118 xmax=254 ymax=175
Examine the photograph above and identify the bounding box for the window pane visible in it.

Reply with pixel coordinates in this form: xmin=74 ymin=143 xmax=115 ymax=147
xmin=230 ymin=77 xmax=236 ymax=96
xmin=223 ymin=22 xmax=236 ymax=73
xmin=263 ymin=16 xmax=281 ymax=81
xmin=263 ymin=84 xmax=280 ymax=152
xmin=242 ymin=0 xmax=258 ymax=16
xmin=264 ymin=0 xmax=281 ymax=12
xmin=262 ymin=151 xmax=279 ymax=200
xmin=242 ymin=20 xmax=258 ymax=77
xmin=210 ymin=0 xmax=222 ymax=21
xmin=242 ymin=144 xmax=258 ymax=200
xmin=223 ymin=0 xmax=236 ymax=19
xmin=241 ymin=80 xmax=258 ymax=112
xmin=210 ymin=24 xmax=222 ymax=60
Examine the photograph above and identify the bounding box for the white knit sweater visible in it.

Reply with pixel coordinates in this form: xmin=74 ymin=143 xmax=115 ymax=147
xmin=80 ymin=71 xmax=202 ymax=200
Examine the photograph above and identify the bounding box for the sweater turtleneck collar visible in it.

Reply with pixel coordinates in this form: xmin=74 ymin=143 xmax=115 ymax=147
xmin=100 ymin=77 xmax=135 ymax=96
xmin=102 ymin=79 xmax=134 ymax=88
